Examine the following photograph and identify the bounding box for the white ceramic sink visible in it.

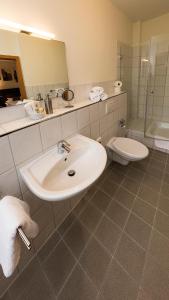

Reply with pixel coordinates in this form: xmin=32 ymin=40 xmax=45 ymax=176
xmin=20 ymin=134 xmax=107 ymax=201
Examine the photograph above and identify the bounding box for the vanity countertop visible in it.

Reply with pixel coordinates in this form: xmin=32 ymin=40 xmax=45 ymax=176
xmin=0 ymin=91 xmax=126 ymax=136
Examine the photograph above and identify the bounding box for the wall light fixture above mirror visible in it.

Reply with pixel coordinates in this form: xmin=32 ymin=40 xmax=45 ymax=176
xmin=0 ymin=23 xmax=69 ymax=108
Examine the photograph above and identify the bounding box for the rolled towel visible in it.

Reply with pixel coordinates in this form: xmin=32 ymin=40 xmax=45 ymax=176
xmin=0 ymin=196 xmax=39 ymax=277
xmin=91 ymin=86 xmax=104 ymax=95
xmin=100 ymin=93 xmax=108 ymax=101
xmin=89 ymin=91 xmax=101 ymax=102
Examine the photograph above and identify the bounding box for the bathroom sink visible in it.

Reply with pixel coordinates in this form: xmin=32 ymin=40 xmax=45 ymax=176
xmin=20 ymin=134 xmax=107 ymax=201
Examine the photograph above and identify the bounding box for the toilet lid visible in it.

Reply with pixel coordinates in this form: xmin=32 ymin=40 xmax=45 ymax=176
xmin=111 ymin=138 xmax=149 ymax=159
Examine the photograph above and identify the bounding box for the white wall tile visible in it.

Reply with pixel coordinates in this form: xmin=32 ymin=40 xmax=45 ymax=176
xmin=77 ymin=107 xmax=90 ymax=129
xmin=0 ymin=169 xmax=21 ymax=198
xmin=99 ymin=101 xmax=107 ymax=118
xmin=9 ymin=125 xmax=42 ymax=165
xmin=91 ymin=121 xmax=100 ymax=140
xmin=89 ymin=103 xmax=99 ymax=122
xmin=40 ymin=117 xmax=62 ymax=150
xmin=61 ymin=111 xmax=77 ymax=138
xmin=0 ymin=136 xmax=14 ymax=175
xmin=79 ymin=125 xmax=91 ymax=138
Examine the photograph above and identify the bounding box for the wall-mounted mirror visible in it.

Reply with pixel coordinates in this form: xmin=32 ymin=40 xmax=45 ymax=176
xmin=0 ymin=29 xmax=69 ymax=108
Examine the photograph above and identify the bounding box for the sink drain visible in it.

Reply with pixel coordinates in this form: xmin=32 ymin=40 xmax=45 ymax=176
xmin=68 ymin=170 xmax=76 ymax=177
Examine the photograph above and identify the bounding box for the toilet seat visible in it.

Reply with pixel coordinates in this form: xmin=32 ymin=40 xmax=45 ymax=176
xmin=107 ymin=137 xmax=149 ymax=161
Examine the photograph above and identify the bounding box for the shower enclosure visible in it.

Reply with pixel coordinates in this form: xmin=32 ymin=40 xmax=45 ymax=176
xmin=118 ymin=35 xmax=169 ymax=150
xmin=144 ymin=35 xmax=169 ymax=143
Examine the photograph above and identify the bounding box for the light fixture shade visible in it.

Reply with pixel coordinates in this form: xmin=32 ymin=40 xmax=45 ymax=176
xmin=0 ymin=18 xmax=55 ymax=40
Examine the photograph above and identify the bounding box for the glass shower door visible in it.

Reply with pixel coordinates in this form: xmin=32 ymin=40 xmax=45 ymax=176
xmin=144 ymin=35 xmax=169 ymax=141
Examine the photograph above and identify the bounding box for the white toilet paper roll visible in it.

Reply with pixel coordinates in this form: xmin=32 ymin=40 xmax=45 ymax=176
xmin=114 ymin=81 xmax=122 ymax=88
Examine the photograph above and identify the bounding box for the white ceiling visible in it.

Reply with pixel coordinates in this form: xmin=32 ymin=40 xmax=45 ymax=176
xmin=112 ymin=0 xmax=169 ymax=21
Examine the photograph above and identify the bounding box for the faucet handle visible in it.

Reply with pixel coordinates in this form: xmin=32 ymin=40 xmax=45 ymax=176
xmin=62 ymin=140 xmax=71 ymax=147
xmin=58 ymin=140 xmax=71 ymax=153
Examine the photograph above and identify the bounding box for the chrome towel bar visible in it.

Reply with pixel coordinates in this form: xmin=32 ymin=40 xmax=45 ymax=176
xmin=17 ymin=227 xmax=31 ymax=251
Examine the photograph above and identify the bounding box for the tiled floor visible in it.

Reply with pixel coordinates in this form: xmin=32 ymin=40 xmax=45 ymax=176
xmin=3 ymin=149 xmax=169 ymax=300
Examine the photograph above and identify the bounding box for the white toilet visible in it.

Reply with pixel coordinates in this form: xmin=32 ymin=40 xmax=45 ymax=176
xmin=107 ymin=137 xmax=149 ymax=166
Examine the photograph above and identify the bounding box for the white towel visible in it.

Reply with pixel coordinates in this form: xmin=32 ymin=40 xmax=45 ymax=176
xmin=100 ymin=93 xmax=108 ymax=101
xmin=89 ymin=86 xmax=105 ymax=102
xmin=0 ymin=196 xmax=39 ymax=278
xmin=89 ymin=91 xmax=101 ymax=102
xmin=91 ymin=86 xmax=104 ymax=95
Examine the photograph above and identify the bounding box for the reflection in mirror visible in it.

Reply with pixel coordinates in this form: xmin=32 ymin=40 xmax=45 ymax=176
xmin=0 ymin=29 xmax=69 ymax=108
xmin=0 ymin=55 xmax=26 ymax=107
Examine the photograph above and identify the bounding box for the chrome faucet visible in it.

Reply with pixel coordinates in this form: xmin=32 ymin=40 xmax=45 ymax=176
xmin=58 ymin=140 xmax=71 ymax=153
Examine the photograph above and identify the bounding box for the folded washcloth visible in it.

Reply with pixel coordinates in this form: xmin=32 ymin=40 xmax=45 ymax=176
xmin=0 ymin=196 xmax=39 ymax=277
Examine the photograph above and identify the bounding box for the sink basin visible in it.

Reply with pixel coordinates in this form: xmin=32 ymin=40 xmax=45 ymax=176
xmin=20 ymin=134 xmax=107 ymax=201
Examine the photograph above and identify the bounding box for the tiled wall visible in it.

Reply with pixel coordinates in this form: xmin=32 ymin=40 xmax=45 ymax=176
xmin=0 ymin=92 xmax=127 ymax=297
xmin=117 ymin=42 xmax=132 ymax=118
xmin=129 ymin=39 xmax=169 ymax=122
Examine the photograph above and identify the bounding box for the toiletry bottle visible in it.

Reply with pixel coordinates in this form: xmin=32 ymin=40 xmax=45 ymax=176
xmin=36 ymin=93 xmax=45 ymax=113
xmin=45 ymin=94 xmax=53 ymax=114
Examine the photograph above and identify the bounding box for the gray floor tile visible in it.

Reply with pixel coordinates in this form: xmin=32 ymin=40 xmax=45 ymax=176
xmin=158 ymin=194 xmax=169 ymax=216
xmin=152 ymin=150 xmax=167 ymax=162
xmin=100 ymin=178 xmax=118 ymax=198
xmin=122 ymin=177 xmax=140 ymax=195
xmin=4 ymin=157 xmax=169 ymax=300
xmin=100 ymin=259 xmax=139 ymax=300
xmin=91 ymin=190 xmax=112 ymax=212
xmin=115 ymin=234 xmax=146 ymax=282
xmin=132 ymin=198 xmax=156 ymax=225
xmin=149 ymin=229 xmax=169 ymax=272
xmin=95 ymin=169 xmax=109 ymax=187
xmin=38 ymin=230 xmax=61 ymax=263
xmin=95 ymin=215 xmax=122 ymax=255
xmin=114 ymin=186 xmax=135 ymax=209
xmin=73 ymin=186 xmax=97 ymax=216
xmin=43 ymin=240 xmax=76 ymax=295
xmin=107 ymin=168 xmax=125 ymax=184
xmin=111 ymin=162 xmax=129 ymax=174
xmin=149 ymin=158 xmax=165 ymax=171
xmin=142 ymin=174 xmax=161 ymax=192
xmin=137 ymin=289 xmax=151 ymax=300
xmin=125 ymin=213 xmax=152 ymax=249
xmin=165 ymin=163 xmax=169 ymax=173
xmin=64 ymin=219 xmax=90 ymax=259
xmin=58 ymin=264 xmax=97 ymax=300
xmin=146 ymin=164 xmax=164 ymax=180
xmin=79 ymin=202 xmax=102 ymax=233
xmin=126 ymin=167 xmax=145 ymax=182
xmin=163 ymin=172 xmax=169 ymax=185
xmin=1 ymin=293 xmax=11 ymax=300
xmin=131 ymin=158 xmax=149 ymax=172
xmin=106 ymin=199 xmax=130 ymax=229
xmin=9 ymin=258 xmax=56 ymax=300
xmin=79 ymin=237 xmax=111 ymax=289
xmin=138 ymin=184 xmax=159 ymax=207
xmin=154 ymin=210 xmax=169 ymax=239
xmin=97 ymin=294 xmax=106 ymax=300
xmin=141 ymin=256 xmax=169 ymax=300
xmin=58 ymin=212 xmax=76 ymax=236
xmin=161 ymin=182 xmax=169 ymax=198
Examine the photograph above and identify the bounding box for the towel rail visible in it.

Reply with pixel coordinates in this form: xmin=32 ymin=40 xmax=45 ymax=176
xmin=17 ymin=227 xmax=31 ymax=251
